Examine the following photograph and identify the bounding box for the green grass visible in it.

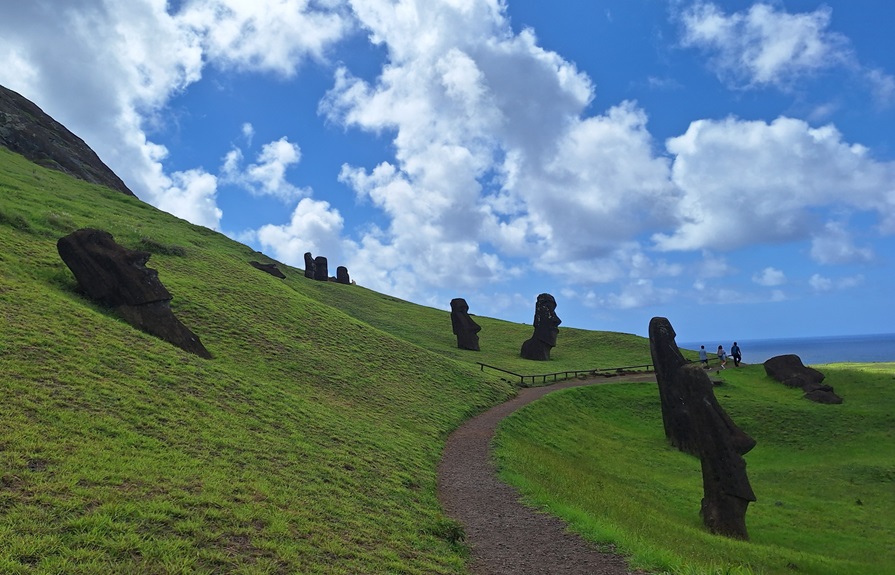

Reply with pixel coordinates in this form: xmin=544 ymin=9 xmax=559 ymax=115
xmin=0 ymin=146 xmax=655 ymax=574
xmin=493 ymin=363 xmax=895 ymax=575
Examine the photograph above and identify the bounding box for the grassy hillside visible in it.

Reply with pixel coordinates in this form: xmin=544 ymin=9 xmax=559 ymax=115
xmin=0 ymin=146 xmax=652 ymax=574
xmin=494 ymin=363 xmax=895 ymax=575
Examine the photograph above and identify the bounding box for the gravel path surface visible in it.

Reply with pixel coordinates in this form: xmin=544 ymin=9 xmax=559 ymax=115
xmin=437 ymin=374 xmax=656 ymax=575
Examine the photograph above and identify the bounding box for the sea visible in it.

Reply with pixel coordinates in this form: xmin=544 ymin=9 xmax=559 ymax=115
xmin=679 ymin=333 xmax=895 ymax=366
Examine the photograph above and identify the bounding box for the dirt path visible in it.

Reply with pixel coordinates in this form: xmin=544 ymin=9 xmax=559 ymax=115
xmin=437 ymin=374 xmax=656 ymax=575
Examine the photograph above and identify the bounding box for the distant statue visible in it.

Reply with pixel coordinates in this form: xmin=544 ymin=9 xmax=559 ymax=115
xmin=649 ymin=316 xmax=756 ymax=539
xmin=249 ymin=260 xmax=286 ymax=279
xmin=450 ymin=298 xmax=481 ymax=351
xmin=313 ymin=256 xmax=328 ymax=281
xmin=520 ymin=293 xmax=561 ymax=360
xmin=303 ymin=252 xmax=315 ymax=278
xmin=336 ymin=266 xmax=351 ymax=285
xmin=57 ymin=228 xmax=211 ymax=359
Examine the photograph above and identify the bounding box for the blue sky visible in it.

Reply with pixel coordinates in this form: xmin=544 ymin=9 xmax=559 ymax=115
xmin=2 ymin=0 xmax=894 ymax=342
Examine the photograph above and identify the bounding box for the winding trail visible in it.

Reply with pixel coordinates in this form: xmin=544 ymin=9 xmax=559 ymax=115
xmin=437 ymin=374 xmax=656 ymax=575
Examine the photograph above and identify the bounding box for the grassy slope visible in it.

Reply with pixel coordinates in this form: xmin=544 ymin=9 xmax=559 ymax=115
xmin=494 ymin=363 xmax=895 ymax=575
xmin=0 ymin=147 xmax=654 ymax=574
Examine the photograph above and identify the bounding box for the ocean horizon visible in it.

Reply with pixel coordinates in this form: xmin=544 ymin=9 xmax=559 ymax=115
xmin=679 ymin=332 xmax=895 ymax=366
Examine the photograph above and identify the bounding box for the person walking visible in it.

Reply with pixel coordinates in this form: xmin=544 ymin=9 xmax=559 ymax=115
xmin=717 ymin=345 xmax=727 ymax=369
xmin=731 ymin=341 xmax=742 ymax=367
xmin=698 ymin=345 xmax=708 ymax=368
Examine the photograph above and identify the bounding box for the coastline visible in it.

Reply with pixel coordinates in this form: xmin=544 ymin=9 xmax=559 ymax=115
xmin=680 ymin=332 xmax=895 ymax=366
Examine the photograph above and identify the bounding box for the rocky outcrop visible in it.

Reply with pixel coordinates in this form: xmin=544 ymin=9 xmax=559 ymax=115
xmin=649 ymin=316 xmax=756 ymax=540
xmin=520 ymin=293 xmax=561 ymax=360
xmin=764 ymin=354 xmax=841 ymax=404
xmin=57 ymin=228 xmax=211 ymax=358
xmin=0 ymin=84 xmax=134 ymax=196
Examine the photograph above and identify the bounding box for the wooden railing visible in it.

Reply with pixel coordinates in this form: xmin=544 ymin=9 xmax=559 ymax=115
xmin=476 ymin=362 xmax=655 ymax=386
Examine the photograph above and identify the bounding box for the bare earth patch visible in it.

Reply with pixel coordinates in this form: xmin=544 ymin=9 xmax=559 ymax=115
xmin=437 ymin=374 xmax=655 ymax=575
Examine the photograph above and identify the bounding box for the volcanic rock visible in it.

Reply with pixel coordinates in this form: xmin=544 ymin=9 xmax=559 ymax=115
xmin=0 ymin=84 xmax=134 ymax=196
xmin=520 ymin=293 xmax=561 ymax=360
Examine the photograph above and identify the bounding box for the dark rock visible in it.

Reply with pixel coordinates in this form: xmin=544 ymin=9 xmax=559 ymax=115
xmin=450 ymin=298 xmax=481 ymax=351
xmin=804 ymin=389 xmax=844 ymax=404
xmin=304 ymin=252 xmax=315 ymax=279
xmin=0 ymin=84 xmax=134 ymax=196
xmin=649 ymin=317 xmax=756 ymax=540
xmin=520 ymin=293 xmax=561 ymax=360
xmin=764 ymin=354 xmax=825 ymax=387
xmin=249 ymin=261 xmax=286 ymax=279
xmin=336 ymin=266 xmax=350 ymax=285
xmin=57 ymin=228 xmax=211 ymax=358
xmin=313 ymin=256 xmax=329 ymax=281
xmin=764 ymin=354 xmax=841 ymax=403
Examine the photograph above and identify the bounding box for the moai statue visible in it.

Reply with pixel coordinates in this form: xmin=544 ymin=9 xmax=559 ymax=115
xmin=57 ymin=228 xmax=211 ymax=358
xmin=303 ymin=252 xmax=315 ymax=279
xmin=313 ymin=256 xmax=329 ymax=281
xmin=450 ymin=298 xmax=481 ymax=351
xmin=520 ymin=293 xmax=561 ymax=360
xmin=336 ymin=266 xmax=351 ymax=285
xmin=649 ymin=316 xmax=756 ymax=539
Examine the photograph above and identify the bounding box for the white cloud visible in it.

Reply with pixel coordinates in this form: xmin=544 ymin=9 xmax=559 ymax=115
xmin=678 ymin=2 xmax=849 ymax=89
xmin=155 ymin=169 xmax=223 ymax=229
xmin=242 ymin=122 xmax=255 ymax=145
xmin=0 ymin=0 xmax=347 ymax=228
xmin=322 ymin=0 xmax=679 ymax=302
xmin=753 ymin=267 xmax=786 ymax=286
xmin=810 ymin=221 xmax=873 ymax=265
xmin=222 ymin=137 xmax=309 ymax=202
xmin=175 ymin=0 xmax=349 ymax=77
xmin=678 ymin=1 xmax=895 ymax=103
xmin=255 ymin=197 xmax=347 ymax=266
xmin=809 ymin=273 xmax=864 ymax=292
xmin=657 ymin=116 xmax=895 ymax=252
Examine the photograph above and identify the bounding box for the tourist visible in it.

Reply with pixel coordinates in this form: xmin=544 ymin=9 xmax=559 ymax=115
xmin=717 ymin=345 xmax=727 ymax=369
xmin=731 ymin=341 xmax=742 ymax=367
xmin=698 ymin=345 xmax=708 ymax=368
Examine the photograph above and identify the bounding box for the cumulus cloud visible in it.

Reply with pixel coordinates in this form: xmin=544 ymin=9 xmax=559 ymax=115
xmin=0 ymin=0 xmax=347 ymax=228
xmin=753 ymin=267 xmax=786 ymax=286
xmin=255 ymin=197 xmax=347 ymax=266
xmin=175 ymin=0 xmax=349 ymax=76
xmin=656 ymin=116 xmax=895 ymax=252
xmin=810 ymin=222 xmax=873 ymax=265
xmin=222 ymin=137 xmax=309 ymax=201
xmin=677 ymin=1 xmax=895 ymax=100
xmin=322 ymin=0 xmax=678 ymax=300
xmin=678 ymin=2 xmax=849 ymax=89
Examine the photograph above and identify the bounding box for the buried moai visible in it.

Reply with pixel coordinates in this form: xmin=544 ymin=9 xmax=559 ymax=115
xmin=764 ymin=354 xmax=842 ymax=404
xmin=336 ymin=266 xmax=350 ymax=285
xmin=520 ymin=293 xmax=561 ymax=360
xmin=450 ymin=298 xmax=481 ymax=351
xmin=649 ymin=316 xmax=756 ymax=539
xmin=57 ymin=228 xmax=211 ymax=358
xmin=313 ymin=256 xmax=329 ymax=281
xmin=303 ymin=252 xmax=315 ymax=279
